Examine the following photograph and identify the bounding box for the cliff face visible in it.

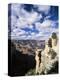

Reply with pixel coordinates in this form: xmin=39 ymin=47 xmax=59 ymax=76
xmin=38 ymin=37 xmax=59 ymax=74
xmin=8 ymin=38 xmax=58 ymax=76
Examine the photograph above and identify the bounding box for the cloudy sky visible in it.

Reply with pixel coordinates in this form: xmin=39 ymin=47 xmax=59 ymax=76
xmin=8 ymin=4 xmax=58 ymax=40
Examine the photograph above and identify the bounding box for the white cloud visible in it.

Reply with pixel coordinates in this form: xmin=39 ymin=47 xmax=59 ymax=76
xmin=40 ymin=20 xmax=51 ymax=27
xmin=11 ymin=4 xmax=22 ymax=16
xmin=34 ymin=5 xmax=50 ymax=14
xmin=35 ymin=20 xmax=52 ymax=31
xmin=11 ymin=18 xmax=58 ymax=40
xmin=35 ymin=19 xmax=58 ymax=29
xmin=15 ymin=16 xmax=27 ymax=28
xmin=9 ymin=4 xmax=58 ymax=40
xmin=26 ymin=12 xmax=38 ymax=25
xmin=26 ymin=32 xmax=44 ymax=40
xmin=38 ymin=5 xmax=50 ymax=11
xmin=15 ymin=11 xmax=39 ymax=28
xmin=11 ymin=15 xmax=17 ymax=27
xmin=11 ymin=27 xmax=58 ymax=40
xmin=11 ymin=4 xmax=43 ymax=29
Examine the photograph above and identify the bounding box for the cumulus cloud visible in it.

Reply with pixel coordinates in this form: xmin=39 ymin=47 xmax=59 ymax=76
xmin=39 ymin=20 xmax=51 ymax=27
xmin=34 ymin=5 xmax=50 ymax=15
xmin=8 ymin=4 xmax=58 ymax=40
xmin=35 ymin=20 xmax=58 ymax=30
xmin=11 ymin=4 xmax=22 ymax=16
xmin=15 ymin=11 xmax=42 ymax=28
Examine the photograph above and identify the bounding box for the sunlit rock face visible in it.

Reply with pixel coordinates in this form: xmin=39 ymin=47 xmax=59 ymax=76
xmin=51 ymin=32 xmax=59 ymax=53
xmin=52 ymin=38 xmax=57 ymax=46
xmin=35 ymin=49 xmax=42 ymax=74
xmin=52 ymin=38 xmax=59 ymax=54
xmin=37 ymin=34 xmax=59 ymax=74
xmin=39 ymin=44 xmax=52 ymax=74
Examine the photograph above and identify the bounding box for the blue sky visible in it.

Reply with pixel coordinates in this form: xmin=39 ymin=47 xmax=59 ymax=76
xmin=8 ymin=4 xmax=58 ymax=40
